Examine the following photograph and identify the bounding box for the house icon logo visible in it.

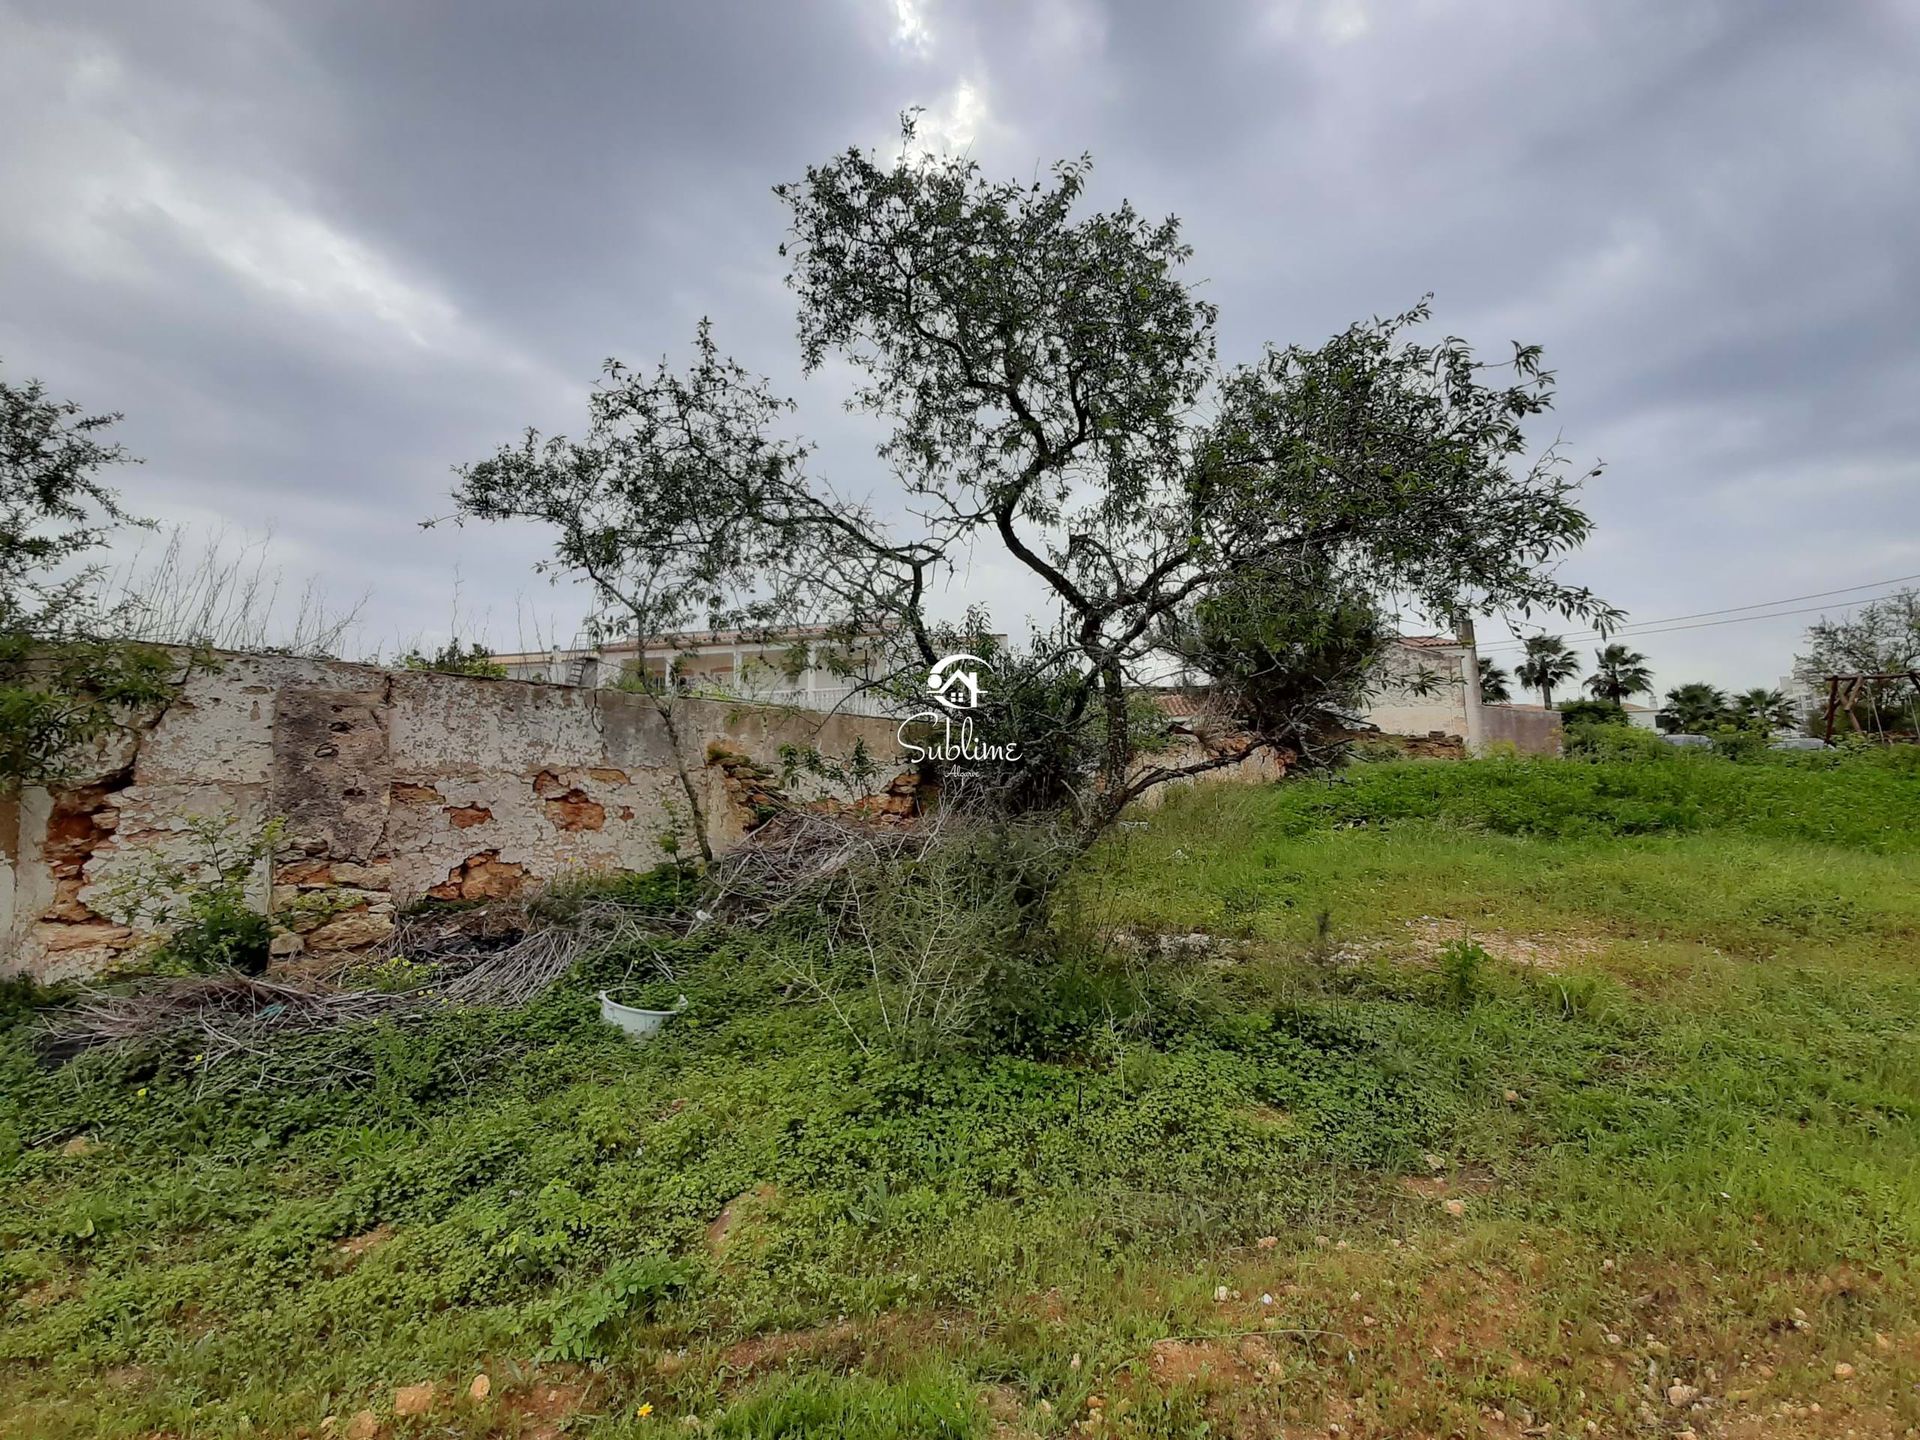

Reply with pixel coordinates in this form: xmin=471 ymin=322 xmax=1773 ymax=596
xmin=926 ymin=653 xmax=988 ymax=712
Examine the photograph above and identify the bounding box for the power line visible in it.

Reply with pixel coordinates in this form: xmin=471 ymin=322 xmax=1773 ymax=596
xmin=1481 ymin=572 xmax=1920 ymax=654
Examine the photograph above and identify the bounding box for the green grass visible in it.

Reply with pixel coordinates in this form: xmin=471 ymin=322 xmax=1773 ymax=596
xmin=5 ymin=749 xmax=1920 ymax=1437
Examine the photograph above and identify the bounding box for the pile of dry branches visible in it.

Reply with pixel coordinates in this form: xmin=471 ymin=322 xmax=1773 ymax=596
xmin=41 ymin=972 xmax=409 ymax=1068
xmin=39 ymin=805 xmax=1001 ymax=1068
xmin=699 ymin=808 xmax=941 ymax=929
xmin=41 ymin=890 xmax=680 ymax=1066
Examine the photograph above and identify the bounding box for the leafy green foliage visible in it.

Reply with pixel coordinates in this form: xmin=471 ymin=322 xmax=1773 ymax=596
xmin=546 ymin=1254 xmax=694 ymax=1361
xmin=1583 ymin=642 xmax=1651 ymax=703
xmin=1555 ymin=698 xmax=1628 ymax=727
xmin=1135 ymin=745 xmax=1920 ymax=850
xmin=399 ymin=638 xmax=507 ymax=678
xmin=0 ymin=368 xmax=140 ymax=637
xmin=1731 ymin=686 xmax=1794 ymax=731
xmin=710 ymin=1370 xmax=981 ymax=1439
xmin=458 ymin=128 xmax=1615 ymax=847
xmin=1436 ymin=940 xmax=1489 ymax=1010
xmin=1158 ymin=562 xmax=1389 ymax=766
xmin=1477 ymin=656 xmax=1513 ymax=704
xmin=0 ymin=633 xmax=177 ymax=788
xmin=97 ymin=815 xmax=284 ymax=974
xmin=1561 ymin=718 xmax=1668 ymax=761
xmin=1657 ymin=680 xmax=1730 ymax=733
xmin=0 ymin=366 xmax=185 ymax=791
xmin=1795 ymin=586 xmax=1920 ymax=682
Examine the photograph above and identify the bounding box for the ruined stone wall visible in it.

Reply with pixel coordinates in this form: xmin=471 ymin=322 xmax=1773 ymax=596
xmin=1362 ymin=641 xmax=1479 ymax=749
xmin=0 ymin=653 xmax=906 ymax=980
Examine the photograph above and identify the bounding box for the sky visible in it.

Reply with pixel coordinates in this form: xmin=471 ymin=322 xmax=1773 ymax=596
xmin=2 ymin=0 xmax=1916 ymax=700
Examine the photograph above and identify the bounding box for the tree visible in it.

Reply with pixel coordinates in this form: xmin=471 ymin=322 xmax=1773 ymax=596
xmin=1 ymin=369 xmax=138 ymax=636
xmin=454 ymin=128 xmax=1615 ymax=848
xmin=401 ymin=639 xmax=507 ymax=678
xmin=1585 ymin=642 xmax=1651 ymax=704
xmin=1658 ymin=682 xmax=1729 ymax=734
xmin=1794 ymin=589 xmax=1920 ymax=736
xmin=1515 ymin=635 xmax=1579 ymax=708
xmin=1477 ymin=656 xmax=1513 ymax=704
xmin=1796 ymin=589 xmax=1920 ymax=678
xmin=1731 ymin=686 xmax=1793 ymax=732
xmin=0 ymin=366 xmax=177 ymax=791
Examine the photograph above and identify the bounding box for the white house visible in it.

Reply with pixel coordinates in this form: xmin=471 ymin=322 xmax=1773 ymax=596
xmin=491 ymin=625 xmax=899 ymax=716
xmin=498 ymin=625 xmax=1493 ymax=752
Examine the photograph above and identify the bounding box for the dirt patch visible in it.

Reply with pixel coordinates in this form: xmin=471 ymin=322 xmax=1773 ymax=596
xmin=331 ymin=1224 xmax=394 ymax=1267
xmin=706 ymin=1183 xmax=779 ymax=1257
xmin=1415 ymin=1265 xmax=1542 ymax=1368
xmin=1405 ymin=917 xmax=1608 ymax=971
xmin=1398 ymin=1168 xmax=1498 ymax=1202
xmin=718 ymin=1322 xmax=860 ymax=1375
xmin=1145 ymin=1337 xmax=1262 ymax=1388
xmin=495 ymin=1375 xmax=592 ymax=1440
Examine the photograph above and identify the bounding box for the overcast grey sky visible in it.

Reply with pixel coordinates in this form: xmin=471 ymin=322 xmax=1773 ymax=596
xmin=3 ymin=0 xmax=1916 ymax=697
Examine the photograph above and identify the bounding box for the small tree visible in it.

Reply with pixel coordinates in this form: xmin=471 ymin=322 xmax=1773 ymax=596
xmin=1585 ymin=643 xmax=1652 ymax=704
xmin=1796 ymin=589 xmax=1920 ymax=678
xmin=1658 ymin=682 xmax=1729 ymax=734
xmin=1793 ymin=590 xmax=1920 ymax=736
xmin=455 ymin=130 xmax=1615 ymax=850
xmin=0 ymin=367 xmax=177 ymax=791
xmin=1516 ymin=635 xmax=1580 ymax=708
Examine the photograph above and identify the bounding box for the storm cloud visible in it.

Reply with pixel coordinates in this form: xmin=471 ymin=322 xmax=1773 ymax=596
xmin=3 ymin=0 xmax=1915 ymax=692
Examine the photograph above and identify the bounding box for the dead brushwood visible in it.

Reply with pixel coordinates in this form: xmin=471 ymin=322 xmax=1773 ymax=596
xmin=41 ymin=890 xmax=675 ymax=1066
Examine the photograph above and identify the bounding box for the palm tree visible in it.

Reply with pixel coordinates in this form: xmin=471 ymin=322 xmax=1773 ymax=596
xmin=1732 ymin=687 xmax=1794 ymax=732
xmin=1477 ymin=657 xmax=1513 ymax=704
xmin=1515 ymin=635 xmax=1579 ymax=708
xmin=1585 ymin=643 xmax=1652 ymax=704
xmin=1658 ymin=682 xmax=1729 ymax=734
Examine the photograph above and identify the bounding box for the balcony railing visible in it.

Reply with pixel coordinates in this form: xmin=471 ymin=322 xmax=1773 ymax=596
xmin=736 ymin=683 xmax=904 ymax=718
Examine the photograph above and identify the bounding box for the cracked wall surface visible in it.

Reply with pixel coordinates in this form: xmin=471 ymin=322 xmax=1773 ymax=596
xmin=0 ymin=653 xmax=906 ymax=980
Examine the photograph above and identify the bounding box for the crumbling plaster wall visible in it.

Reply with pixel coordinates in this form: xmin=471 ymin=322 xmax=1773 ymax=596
xmin=1 ymin=653 xmax=905 ymax=980
xmin=1361 ymin=642 xmax=1481 ymax=752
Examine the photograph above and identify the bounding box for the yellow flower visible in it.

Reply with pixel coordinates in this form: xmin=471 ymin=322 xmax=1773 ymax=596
xmin=637 ymin=1402 xmax=653 ymax=1417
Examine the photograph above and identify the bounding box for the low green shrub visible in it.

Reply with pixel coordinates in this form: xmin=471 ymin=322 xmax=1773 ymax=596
xmin=97 ymin=814 xmax=283 ymax=975
xmin=1557 ymin=698 xmax=1629 ymax=727
xmin=1563 ymin=721 xmax=1667 ymax=761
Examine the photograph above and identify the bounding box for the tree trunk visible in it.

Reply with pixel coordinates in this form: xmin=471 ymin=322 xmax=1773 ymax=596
xmin=651 ymin=694 xmax=715 ymax=865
